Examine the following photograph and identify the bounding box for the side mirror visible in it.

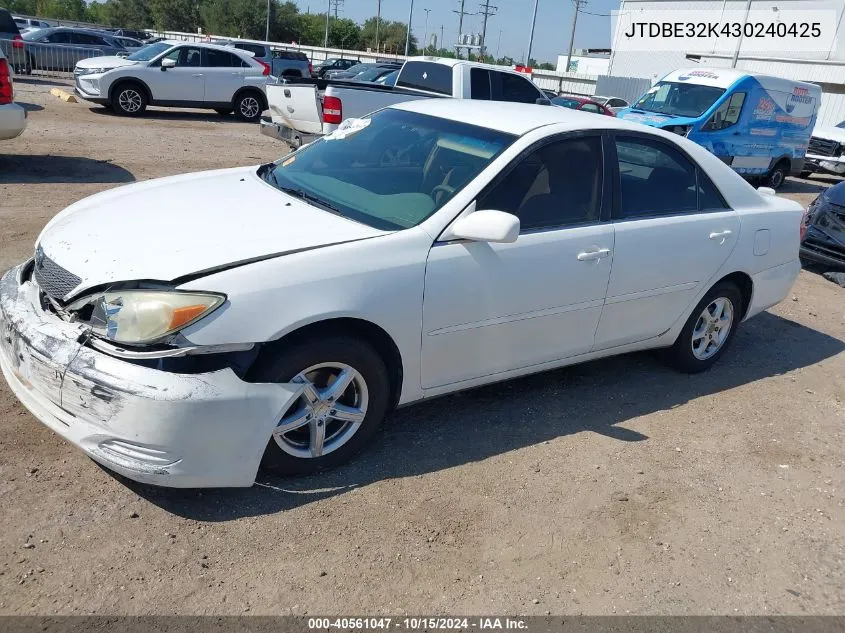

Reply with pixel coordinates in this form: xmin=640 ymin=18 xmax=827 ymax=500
xmin=536 ymin=97 xmax=551 ymax=106
xmin=444 ymin=210 xmax=520 ymax=244
xmin=161 ymin=57 xmax=176 ymax=70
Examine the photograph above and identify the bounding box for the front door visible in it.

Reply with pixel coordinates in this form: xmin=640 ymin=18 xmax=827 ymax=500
xmin=593 ymin=133 xmax=740 ymax=349
xmin=421 ymin=134 xmax=614 ymax=388
xmin=149 ymin=45 xmax=205 ymax=102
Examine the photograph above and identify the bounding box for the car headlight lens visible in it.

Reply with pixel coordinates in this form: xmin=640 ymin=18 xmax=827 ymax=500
xmin=69 ymin=290 xmax=225 ymax=345
xmin=76 ymin=67 xmax=107 ymax=76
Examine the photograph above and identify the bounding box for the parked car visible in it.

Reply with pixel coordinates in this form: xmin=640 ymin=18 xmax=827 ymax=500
xmin=374 ymin=69 xmax=398 ymax=86
xmin=74 ymin=41 xmax=277 ymax=121
xmin=0 ymin=99 xmax=804 ymax=487
xmin=312 ymin=57 xmax=357 ymax=78
xmin=106 ymin=28 xmax=152 ymax=42
xmin=325 ymin=62 xmax=401 ymax=81
xmin=221 ymin=40 xmax=311 ymax=78
xmin=802 ymin=121 xmax=845 ymax=178
xmin=0 ymin=47 xmax=25 ymax=140
xmin=551 ymin=95 xmax=615 ymax=116
xmin=263 ymin=56 xmax=550 ymax=147
xmin=112 ymin=35 xmax=144 ymax=53
xmin=618 ymin=68 xmax=821 ymax=189
xmin=0 ymin=8 xmax=27 ymax=73
xmin=590 ymin=94 xmax=629 ymax=112
xmin=20 ymin=27 xmax=129 ymax=72
xmin=12 ymin=16 xmax=50 ymax=32
xmin=801 ymin=181 xmax=845 ymax=269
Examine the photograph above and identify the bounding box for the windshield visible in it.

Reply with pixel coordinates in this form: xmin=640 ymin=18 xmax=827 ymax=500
xmin=552 ymin=97 xmax=580 ymax=109
xmin=377 ymin=70 xmax=398 ymax=85
xmin=22 ymin=29 xmax=48 ymax=40
xmin=633 ymin=81 xmax=725 ymax=118
xmin=260 ymin=108 xmax=516 ymax=231
xmin=127 ymin=41 xmax=172 ymax=61
xmin=353 ymin=67 xmax=392 ymax=82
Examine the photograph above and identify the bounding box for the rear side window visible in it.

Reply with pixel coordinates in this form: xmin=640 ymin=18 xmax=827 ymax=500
xmin=470 ymin=68 xmax=491 ymax=100
xmin=47 ymin=31 xmax=72 ymax=43
xmin=206 ymin=49 xmax=246 ymax=67
xmin=71 ymin=33 xmax=107 ymax=46
xmin=397 ymin=62 xmax=453 ymax=95
xmin=492 ymin=71 xmax=542 ymax=104
xmin=0 ymin=10 xmax=20 ymax=35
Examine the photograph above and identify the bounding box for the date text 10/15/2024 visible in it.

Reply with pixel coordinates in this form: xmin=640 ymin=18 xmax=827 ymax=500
xmin=307 ymin=617 xmax=528 ymax=630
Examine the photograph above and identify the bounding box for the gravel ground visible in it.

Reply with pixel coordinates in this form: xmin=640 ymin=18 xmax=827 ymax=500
xmin=1 ymin=79 xmax=844 ymax=616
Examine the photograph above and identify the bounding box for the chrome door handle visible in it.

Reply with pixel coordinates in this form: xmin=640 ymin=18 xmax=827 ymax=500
xmin=192 ymin=73 xmax=204 ymax=77
xmin=577 ymin=248 xmax=611 ymax=261
xmin=709 ymin=230 xmax=733 ymax=241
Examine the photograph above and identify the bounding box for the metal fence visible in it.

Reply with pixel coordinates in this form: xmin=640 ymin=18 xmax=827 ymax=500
xmin=1 ymin=38 xmax=108 ymax=79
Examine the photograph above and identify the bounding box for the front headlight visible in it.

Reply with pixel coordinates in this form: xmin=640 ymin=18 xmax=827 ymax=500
xmin=76 ymin=67 xmax=107 ymax=76
xmin=69 ymin=290 xmax=225 ymax=345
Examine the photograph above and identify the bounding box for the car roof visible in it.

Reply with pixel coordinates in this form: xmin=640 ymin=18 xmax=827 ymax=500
xmin=392 ymin=99 xmax=647 ymax=136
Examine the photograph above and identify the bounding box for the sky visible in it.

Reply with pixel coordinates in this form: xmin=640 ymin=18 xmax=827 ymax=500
xmin=294 ymin=0 xmax=621 ymax=63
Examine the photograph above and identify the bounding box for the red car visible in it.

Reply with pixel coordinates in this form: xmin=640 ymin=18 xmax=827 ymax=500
xmin=551 ymin=95 xmax=616 ymax=117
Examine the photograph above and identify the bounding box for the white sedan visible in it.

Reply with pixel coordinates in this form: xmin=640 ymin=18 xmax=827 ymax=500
xmin=0 ymin=100 xmax=804 ymax=487
xmin=74 ymin=40 xmax=276 ymax=122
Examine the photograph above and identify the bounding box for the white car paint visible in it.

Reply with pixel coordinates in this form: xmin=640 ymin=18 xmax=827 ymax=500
xmin=0 ymin=50 xmax=25 ymax=141
xmin=806 ymin=122 xmax=845 ymax=175
xmin=0 ymin=100 xmax=803 ymax=487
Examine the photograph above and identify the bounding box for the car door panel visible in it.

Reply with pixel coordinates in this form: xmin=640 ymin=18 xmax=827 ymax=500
xmin=149 ymin=46 xmax=204 ymax=102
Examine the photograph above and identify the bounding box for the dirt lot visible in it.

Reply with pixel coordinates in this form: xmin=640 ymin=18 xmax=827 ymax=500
xmin=1 ymin=79 xmax=844 ymax=616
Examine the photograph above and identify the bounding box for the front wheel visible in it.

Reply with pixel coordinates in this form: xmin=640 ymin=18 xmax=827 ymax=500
xmin=666 ymin=282 xmax=743 ymax=373
xmin=234 ymin=92 xmax=263 ymax=122
xmin=112 ymin=83 xmax=147 ymax=116
xmin=255 ymin=336 xmax=391 ymax=475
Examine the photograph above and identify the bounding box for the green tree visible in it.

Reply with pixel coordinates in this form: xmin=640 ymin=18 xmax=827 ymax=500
xmin=295 ymin=12 xmax=326 ymax=46
xmin=84 ymin=1 xmax=110 ymax=25
xmin=106 ymin=0 xmax=153 ymax=29
xmin=359 ymin=17 xmax=415 ymax=54
xmin=328 ymin=17 xmax=359 ymax=50
xmin=149 ymin=0 xmax=198 ymax=32
xmin=537 ymin=62 xmax=554 ymax=70
xmin=36 ymin=0 xmax=86 ymax=21
xmin=6 ymin=0 xmax=38 ymax=16
xmin=201 ymin=0 xmax=265 ymax=39
xmin=271 ymin=1 xmax=300 ymax=43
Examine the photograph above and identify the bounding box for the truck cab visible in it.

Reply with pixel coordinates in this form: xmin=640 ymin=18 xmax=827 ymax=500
xmin=617 ymin=68 xmax=821 ymax=189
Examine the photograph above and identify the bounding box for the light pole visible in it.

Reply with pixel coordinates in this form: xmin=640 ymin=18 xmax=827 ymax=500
xmin=324 ymin=0 xmax=330 ymax=47
xmin=265 ymin=0 xmax=270 ymax=41
xmin=564 ymin=0 xmax=580 ymax=72
xmin=525 ymin=0 xmax=538 ymax=65
xmin=375 ymin=0 xmax=381 ymax=52
xmin=404 ymin=0 xmax=415 ymax=56
xmin=495 ymin=28 xmax=501 ymax=58
xmin=423 ymin=8 xmax=431 ymax=54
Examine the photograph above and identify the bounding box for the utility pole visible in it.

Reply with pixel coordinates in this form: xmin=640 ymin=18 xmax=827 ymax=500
xmin=453 ymin=0 xmax=471 ymax=57
xmin=478 ymin=0 xmax=497 ymax=58
xmin=423 ymin=8 xmax=431 ymax=54
xmin=375 ymin=0 xmax=381 ymax=52
xmin=495 ymin=28 xmax=501 ymax=58
xmin=440 ymin=24 xmax=444 ymax=52
xmin=265 ymin=0 xmax=270 ymax=41
xmin=564 ymin=0 xmax=582 ymax=72
xmin=324 ymin=0 xmax=330 ymax=47
xmin=404 ymin=0 xmax=415 ymax=56
xmin=525 ymin=0 xmax=538 ymax=65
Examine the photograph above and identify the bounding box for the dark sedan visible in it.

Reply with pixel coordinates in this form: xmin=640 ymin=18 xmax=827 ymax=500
xmin=20 ymin=27 xmax=128 ymax=72
xmin=801 ymin=182 xmax=845 ymax=269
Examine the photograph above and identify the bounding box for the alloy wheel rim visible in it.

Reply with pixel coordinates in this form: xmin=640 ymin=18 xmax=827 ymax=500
xmin=240 ymin=97 xmax=260 ymax=119
xmin=118 ymin=89 xmax=142 ymax=113
xmin=273 ymin=362 xmax=368 ymax=459
xmin=691 ymin=297 xmax=734 ymax=360
xmin=770 ymin=170 xmax=784 ymax=188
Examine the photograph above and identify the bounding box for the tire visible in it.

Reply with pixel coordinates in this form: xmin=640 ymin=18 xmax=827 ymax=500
xmin=764 ymin=160 xmax=789 ymax=189
xmin=799 ymin=170 xmax=813 ymax=179
xmin=255 ymin=336 xmax=391 ymax=475
xmin=215 ymin=108 xmax=233 ymax=116
xmin=666 ymin=282 xmax=743 ymax=374
xmin=234 ymin=91 xmax=263 ymax=123
xmin=111 ymin=82 xmax=147 ymax=116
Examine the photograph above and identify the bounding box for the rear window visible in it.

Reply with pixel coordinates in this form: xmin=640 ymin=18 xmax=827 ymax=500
xmin=396 ymin=62 xmax=453 ymax=95
xmin=235 ymin=43 xmax=266 ymax=57
xmin=0 ymin=9 xmax=20 ymax=34
xmin=276 ymin=51 xmax=307 ymax=61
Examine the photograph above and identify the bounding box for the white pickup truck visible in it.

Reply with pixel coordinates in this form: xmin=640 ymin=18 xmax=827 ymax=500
xmin=803 ymin=121 xmax=845 ymax=178
xmin=260 ymin=56 xmax=550 ymax=147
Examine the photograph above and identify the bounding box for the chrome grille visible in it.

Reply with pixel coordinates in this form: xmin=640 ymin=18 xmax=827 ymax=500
xmin=807 ymin=136 xmax=841 ymax=157
xmin=33 ymin=247 xmax=82 ymax=300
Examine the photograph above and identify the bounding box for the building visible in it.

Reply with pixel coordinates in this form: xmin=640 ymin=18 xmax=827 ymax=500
xmin=556 ymin=48 xmax=611 ymax=74
xmin=607 ymin=0 xmax=845 ymax=126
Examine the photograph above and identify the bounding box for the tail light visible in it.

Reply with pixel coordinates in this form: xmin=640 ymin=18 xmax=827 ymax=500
xmin=258 ymin=60 xmax=271 ymax=76
xmin=323 ymin=95 xmax=342 ymax=124
xmin=12 ymin=34 xmax=24 ymax=49
xmin=0 ymin=59 xmax=13 ymax=105
xmin=308 ymin=62 xmax=313 ymax=76
xmin=800 ymin=207 xmax=811 ymax=242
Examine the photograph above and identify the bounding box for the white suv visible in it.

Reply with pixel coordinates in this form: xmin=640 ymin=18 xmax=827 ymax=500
xmin=0 ymin=48 xmax=26 ymax=141
xmin=74 ymin=41 xmax=277 ymax=122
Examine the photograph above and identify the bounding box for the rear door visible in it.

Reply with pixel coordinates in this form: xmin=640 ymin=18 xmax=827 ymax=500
xmin=593 ymin=132 xmax=740 ymax=349
xmin=202 ymin=48 xmax=245 ymax=103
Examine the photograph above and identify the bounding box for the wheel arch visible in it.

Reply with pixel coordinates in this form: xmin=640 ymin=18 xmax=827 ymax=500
xmin=232 ymin=86 xmax=267 ymax=110
xmin=249 ymin=317 xmax=404 ymax=410
xmin=108 ymin=77 xmax=153 ymax=105
xmin=713 ymin=271 xmax=754 ymax=321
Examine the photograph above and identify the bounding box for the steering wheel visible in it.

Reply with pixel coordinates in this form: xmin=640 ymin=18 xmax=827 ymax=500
xmin=430 ymin=184 xmax=456 ymax=203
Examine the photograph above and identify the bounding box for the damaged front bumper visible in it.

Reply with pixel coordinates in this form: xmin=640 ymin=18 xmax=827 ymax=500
xmin=0 ymin=264 xmax=303 ymax=488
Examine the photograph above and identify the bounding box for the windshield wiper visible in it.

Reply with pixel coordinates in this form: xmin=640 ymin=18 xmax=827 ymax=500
xmin=277 ymin=186 xmax=347 ymax=218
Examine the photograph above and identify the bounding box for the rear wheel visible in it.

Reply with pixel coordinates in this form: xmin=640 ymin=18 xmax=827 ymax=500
xmin=112 ymin=83 xmax=147 ymax=116
xmin=234 ymin=92 xmax=263 ymax=123
xmin=765 ymin=160 xmax=789 ymax=189
xmin=255 ymin=336 xmax=391 ymax=475
xmin=666 ymin=282 xmax=743 ymax=373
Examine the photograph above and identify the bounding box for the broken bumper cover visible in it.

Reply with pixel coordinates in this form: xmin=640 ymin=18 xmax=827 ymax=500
xmin=259 ymin=115 xmax=320 ymax=148
xmin=805 ymin=154 xmax=845 ymax=176
xmin=0 ymin=265 xmax=302 ymax=488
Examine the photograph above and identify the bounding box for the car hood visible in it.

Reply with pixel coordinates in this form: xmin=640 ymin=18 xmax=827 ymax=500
xmin=36 ymin=166 xmax=387 ymax=300
xmin=75 ymin=55 xmax=138 ymax=71
xmin=617 ymin=109 xmax=687 ymax=126
xmin=811 ymin=125 xmax=845 ymax=144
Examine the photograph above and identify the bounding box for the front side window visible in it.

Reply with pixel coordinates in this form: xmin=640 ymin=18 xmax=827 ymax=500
xmin=703 ymin=92 xmax=746 ymax=131
xmin=161 ymin=46 xmax=202 ymax=67
xmin=260 ymin=108 xmax=515 ymax=230
xmin=633 ymin=81 xmax=726 ymax=118
xmin=615 ymin=137 xmax=699 ymax=218
xmin=493 ymin=72 xmax=542 ymax=104
xmin=477 ymin=136 xmax=603 ymax=232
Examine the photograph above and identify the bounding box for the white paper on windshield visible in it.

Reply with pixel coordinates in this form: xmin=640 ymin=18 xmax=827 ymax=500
xmin=324 ymin=117 xmax=371 ymax=141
